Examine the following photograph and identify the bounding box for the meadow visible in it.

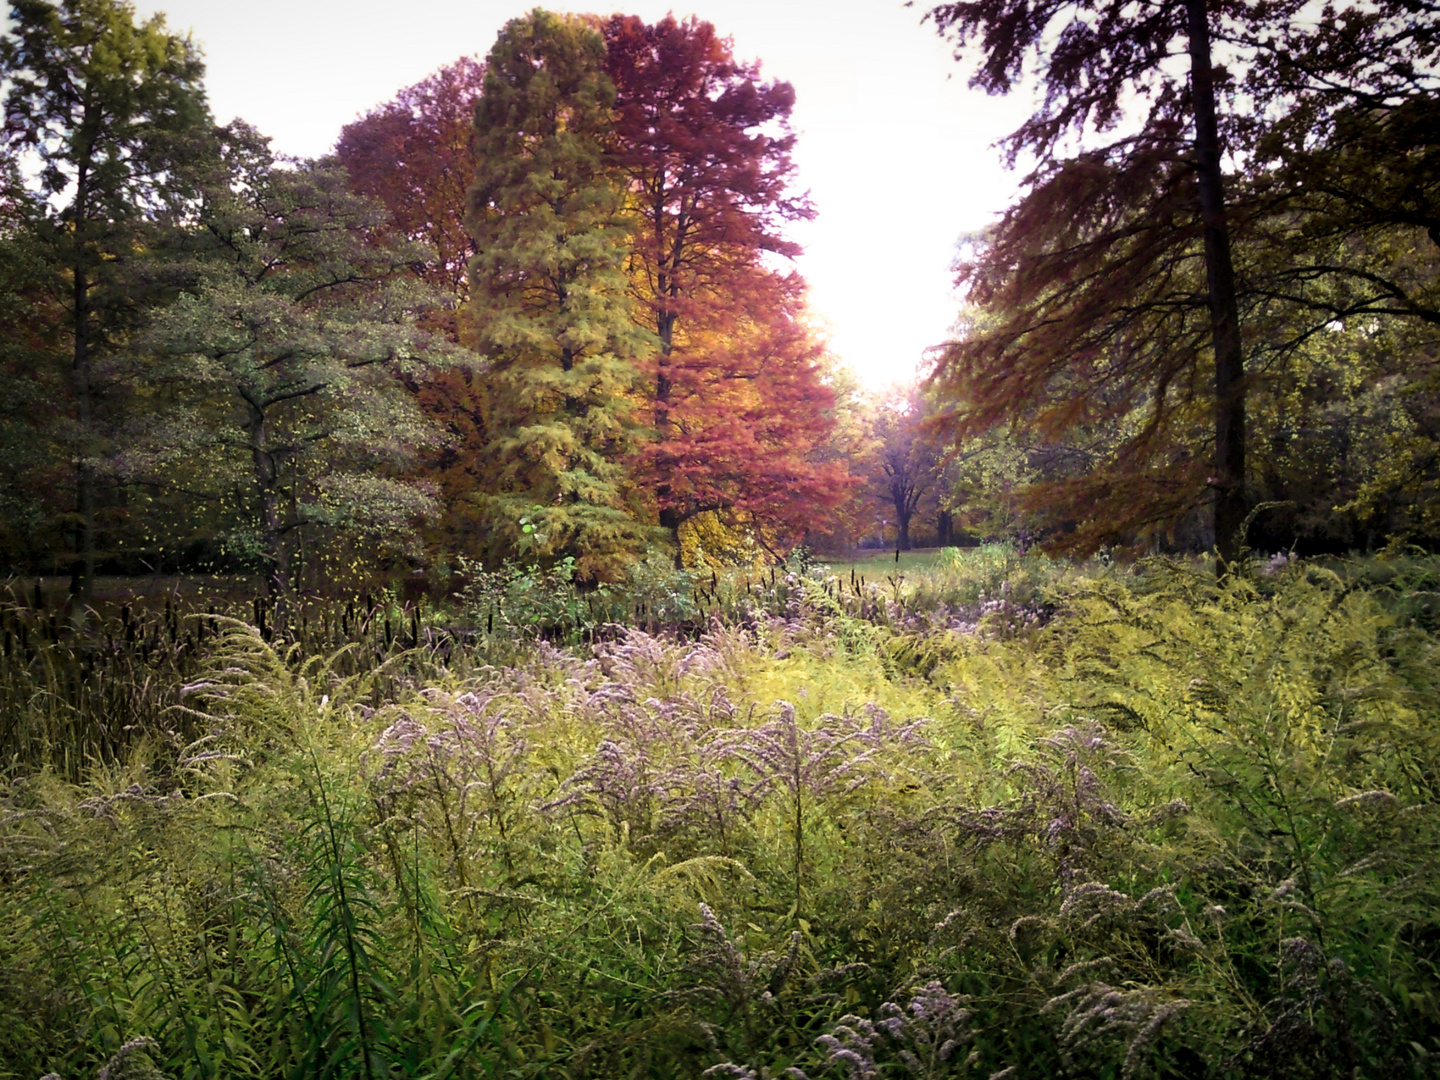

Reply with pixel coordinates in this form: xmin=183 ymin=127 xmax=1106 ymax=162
xmin=1 ymin=547 xmax=1438 ymax=1079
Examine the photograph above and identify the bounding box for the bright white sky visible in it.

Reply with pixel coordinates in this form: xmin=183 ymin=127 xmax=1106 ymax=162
xmin=133 ymin=0 xmax=1037 ymax=388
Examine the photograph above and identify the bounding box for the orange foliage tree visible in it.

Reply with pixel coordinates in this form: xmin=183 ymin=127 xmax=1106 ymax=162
xmin=603 ymin=14 xmax=848 ymax=553
xmin=339 ymin=16 xmax=851 ymax=568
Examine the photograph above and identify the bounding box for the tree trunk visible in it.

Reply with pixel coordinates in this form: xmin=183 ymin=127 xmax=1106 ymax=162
xmin=247 ymin=401 xmax=291 ymax=634
xmin=67 ymin=145 xmax=97 ymax=628
xmin=68 ymin=263 xmax=96 ymax=627
xmin=652 ymin=273 xmax=681 ymax=554
xmin=1186 ymin=0 xmax=1247 ymax=569
xmin=659 ymin=504 xmax=685 ymax=568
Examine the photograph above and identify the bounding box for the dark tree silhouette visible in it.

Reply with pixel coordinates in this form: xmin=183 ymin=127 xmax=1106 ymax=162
xmin=924 ymin=0 xmax=1440 ymax=559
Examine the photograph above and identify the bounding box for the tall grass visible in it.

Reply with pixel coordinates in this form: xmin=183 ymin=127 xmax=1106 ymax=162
xmin=0 ymin=583 xmax=479 ymax=779
xmin=1 ymin=555 xmax=1438 ymax=1078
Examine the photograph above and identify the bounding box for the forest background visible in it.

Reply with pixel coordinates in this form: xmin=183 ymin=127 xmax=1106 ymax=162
xmin=2 ymin=0 xmax=1438 ymax=607
xmin=2 ymin=1 xmax=1440 ymax=1078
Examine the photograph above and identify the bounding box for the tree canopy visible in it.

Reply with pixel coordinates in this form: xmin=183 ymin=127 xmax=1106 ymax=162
xmin=0 ymin=3 xmax=857 ymax=591
xmin=466 ymin=10 xmax=656 ymax=579
xmin=924 ymin=0 xmax=1440 ymax=557
xmin=601 ymin=13 xmax=844 ymax=552
xmin=335 ymin=57 xmax=490 ymax=562
xmin=1 ymin=0 xmax=210 ymax=613
xmin=144 ymin=124 xmax=453 ymax=623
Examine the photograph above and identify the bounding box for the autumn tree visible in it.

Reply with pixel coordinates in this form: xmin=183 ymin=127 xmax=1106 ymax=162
xmin=632 ymin=264 xmax=848 ymax=556
xmin=335 ymin=56 xmax=489 ymax=563
xmin=335 ymin=55 xmax=485 ymax=333
xmin=925 ymin=0 xmax=1440 ymax=558
xmin=865 ymin=384 xmax=943 ymax=551
xmin=602 ymin=14 xmax=844 ymax=550
xmin=467 ymin=10 xmax=655 ymax=579
xmin=0 ymin=0 xmax=209 ymax=615
xmin=145 ymin=124 xmax=449 ymax=626
xmin=801 ymin=364 xmax=885 ymax=554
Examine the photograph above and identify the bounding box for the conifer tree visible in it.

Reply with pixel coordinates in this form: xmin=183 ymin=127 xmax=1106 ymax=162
xmin=468 ymin=10 xmax=656 ymax=579
xmin=602 ymin=14 xmax=839 ymax=550
xmin=0 ymin=0 xmax=209 ymax=616
xmin=924 ymin=0 xmax=1440 ymax=558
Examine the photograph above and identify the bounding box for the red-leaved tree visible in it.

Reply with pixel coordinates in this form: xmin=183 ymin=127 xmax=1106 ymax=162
xmin=335 ymin=55 xmax=484 ymax=326
xmin=335 ymin=57 xmax=487 ymax=563
xmin=602 ymin=15 xmax=847 ymax=547
xmin=632 ymin=265 xmax=849 ymax=550
xmin=338 ymin=22 xmax=853 ymax=567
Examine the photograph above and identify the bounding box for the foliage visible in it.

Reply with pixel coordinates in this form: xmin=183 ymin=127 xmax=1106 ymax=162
xmin=334 ymin=57 xmax=491 ymax=565
xmin=467 ymin=10 xmax=656 ymax=580
xmin=926 ymin=0 xmax=1440 ymax=557
xmin=0 ymin=164 xmax=69 ymax=574
xmin=5 ymin=555 xmax=1439 ymax=1076
xmin=142 ymin=123 xmax=452 ymax=625
xmin=334 ymin=55 xmax=485 ymax=323
xmin=630 ymin=264 xmax=851 ymax=557
xmin=0 ymin=0 xmax=211 ymax=610
xmin=602 ymin=14 xmax=847 ymax=550
xmin=862 ymin=383 xmax=944 ymax=551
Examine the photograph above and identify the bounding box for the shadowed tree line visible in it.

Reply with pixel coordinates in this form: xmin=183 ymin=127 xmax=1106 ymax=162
xmin=7 ymin=0 xmax=1438 ymax=632
xmin=920 ymin=0 xmax=1440 ymax=560
xmin=1 ymin=1 xmax=851 ymax=631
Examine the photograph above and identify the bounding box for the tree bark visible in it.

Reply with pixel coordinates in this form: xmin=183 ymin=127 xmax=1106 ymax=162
xmin=68 ymin=262 xmax=96 ymax=626
xmin=67 ymin=136 xmax=98 ymax=629
xmin=1185 ymin=0 xmax=1247 ymax=568
xmin=246 ymin=400 xmax=291 ymax=634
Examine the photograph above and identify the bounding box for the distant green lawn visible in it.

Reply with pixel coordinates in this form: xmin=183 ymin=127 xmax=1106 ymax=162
xmin=812 ymin=547 xmax=948 ymax=580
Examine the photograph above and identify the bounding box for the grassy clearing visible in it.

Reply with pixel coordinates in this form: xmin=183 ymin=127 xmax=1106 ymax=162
xmin=1 ymin=554 xmax=1438 ymax=1078
xmin=813 ymin=547 xmax=950 ymax=578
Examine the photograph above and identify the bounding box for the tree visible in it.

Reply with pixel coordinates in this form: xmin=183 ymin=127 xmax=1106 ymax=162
xmin=0 ymin=159 xmax=68 ymax=573
xmin=467 ymin=10 xmax=655 ymax=580
xmin=921 ymin=0 xmax=1276 ymax=560
xmin=797 ymin=363 xmax=881 ymax=554
xmin=602 ymin=14 xmax=844 ymax=550
xmin=923 ymin=0 xmax=1440 ymax=562
xmin=1243 ymin=304 xmax=1440 ymax=551
xmin=631 ymin=264 xmax=849 ymax=555
xmin=1241 ymin=23 xmax=1440 ymax=547
xmin=1 ymin=0 xmax=209 ymax=615
xmin=334 ymin=55 xmax=485 ymax=334
xmin=145 ymin=124 xmax=449 ymax=626
xmin=335 ymin=57 xmax=490 ymax=566
xmin=866 ymin=385 xmax=942 ymax=552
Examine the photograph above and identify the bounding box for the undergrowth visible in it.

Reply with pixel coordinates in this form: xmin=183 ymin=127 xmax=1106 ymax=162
xmin=1 ymin=556 xmax=1437 ymax=1078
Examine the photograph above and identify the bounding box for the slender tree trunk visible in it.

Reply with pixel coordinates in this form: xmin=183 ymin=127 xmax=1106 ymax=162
xmin=654 ymin=281 xmax=682 ymax=561
xmin=67 ymin=145 xmax=98 ymax=628
xmin=1186 ymin=0 xmax=1247 ymax=568
xmin=68 ymin=263 xmax=96 ymax=627
xmin=247 ymin=401 xmax=291 ymax=634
